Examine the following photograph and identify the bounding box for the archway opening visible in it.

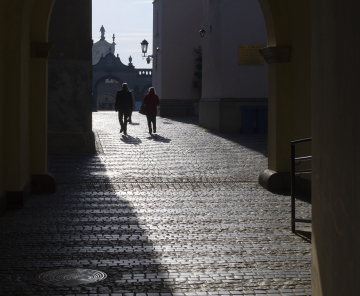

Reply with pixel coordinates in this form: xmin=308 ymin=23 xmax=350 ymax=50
xmin=92 ymin=0 xmax=153 ymax=113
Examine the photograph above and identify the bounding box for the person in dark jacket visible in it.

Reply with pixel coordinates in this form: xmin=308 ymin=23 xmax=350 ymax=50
xmin=127 ymin=92 xmax=136 ymax=124
xmin=115 ymin=83 xmax=133 ymax=135
xmin=143 ymin=87 xmax=160 ymax=134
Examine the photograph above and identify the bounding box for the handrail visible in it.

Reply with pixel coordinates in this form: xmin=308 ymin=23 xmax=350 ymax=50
xmin=291 ymin=137 xmax=312 ymax=233
xmin=291 ymin=137 xmax=312 ymax=144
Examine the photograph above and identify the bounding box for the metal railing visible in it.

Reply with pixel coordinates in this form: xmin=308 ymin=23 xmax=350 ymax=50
xmin=291 ymin=138 xmax=312 ymax=233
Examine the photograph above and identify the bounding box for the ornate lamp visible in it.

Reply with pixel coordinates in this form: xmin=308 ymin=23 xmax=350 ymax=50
xmin=141 ymin=39 xmax=158 ymax=68
xmin=199 ymin=24 xmax=212 ymax=38
xmin=141 ymin=39 xmax=149 ymax=57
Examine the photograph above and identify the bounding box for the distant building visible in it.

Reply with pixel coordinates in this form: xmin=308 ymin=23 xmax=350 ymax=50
xmin=92 ymin=26 xmax=152 ymax=111
xmin=152 ymin=0 xmax=268 ymax=129
xmin=200 ymin=0 xmax=268 ymax=132
xmin=152 ymin=0 xmax=203 ymax=117
xmin=92 ymin=25 xmax=116 ymax=65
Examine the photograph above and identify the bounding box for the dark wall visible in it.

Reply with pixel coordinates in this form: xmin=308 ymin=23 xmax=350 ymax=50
xmin=47 ymin=0 xmax=95 ymax=153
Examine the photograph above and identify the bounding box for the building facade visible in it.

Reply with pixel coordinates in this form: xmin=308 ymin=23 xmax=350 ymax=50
xmin=92 ymin=25 xmax=116 ymax=65
xmin=152 ymin=0 xmax=203 ymax=117
xmin=200 ymin=0 xmax=268 ymax=133
xmin=92 ymin=27 xmax=152 ymax=111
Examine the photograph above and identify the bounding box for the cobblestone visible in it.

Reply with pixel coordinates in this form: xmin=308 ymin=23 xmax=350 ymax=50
xmin=0 ymin=112 xmax=311 ymax=295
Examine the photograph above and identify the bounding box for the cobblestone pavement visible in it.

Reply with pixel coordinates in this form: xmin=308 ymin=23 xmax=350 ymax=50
xmin=0 ymin=112 xmax=311 ymax=296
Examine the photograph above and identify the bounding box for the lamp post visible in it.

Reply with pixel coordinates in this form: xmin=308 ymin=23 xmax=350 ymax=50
xmin=140 ymin=39 xmax=157 ymax=68
xmin=199 ymin=24 xmax=212 ymax=37
xmin=141 ymin=39 xmax=149 ymax=57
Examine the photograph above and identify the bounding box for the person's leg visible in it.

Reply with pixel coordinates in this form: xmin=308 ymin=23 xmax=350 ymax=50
xmin=118 ymin=111 xmax=124 ymax=132
xmin=146 ymin=115 xmax=152 ymax=134
xmin=152 ymin=115 xmax=156 ymax=133
xmin=123 ymin=111 xmax=129 ymax=134
xmin=128 ymin=110 xmax=132 ymax=123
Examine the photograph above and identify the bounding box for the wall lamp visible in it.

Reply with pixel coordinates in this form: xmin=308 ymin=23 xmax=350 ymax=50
xmin=141 ymin=39 xmax=157 ymax=68
xmin=199 ymin=24 xmax=212 ymax=37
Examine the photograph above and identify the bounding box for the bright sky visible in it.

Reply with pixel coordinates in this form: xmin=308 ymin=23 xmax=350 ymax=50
xmin=92 ymin=0 xmax=153 ymax=69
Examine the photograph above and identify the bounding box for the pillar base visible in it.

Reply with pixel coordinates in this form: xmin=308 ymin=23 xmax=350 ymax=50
xmin=259 ymin=169 xmax=311 ymax=196
xmin=6 ymin=180 xmax=31 ymax=210
xmin=31 ymin=174 xmax=56 ymax=194
xmin=259 ymin=169 xmax=291 ymax=192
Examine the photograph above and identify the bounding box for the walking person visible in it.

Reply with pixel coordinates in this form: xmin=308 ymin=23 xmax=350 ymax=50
xmin=143 ymin=87 xmax=160 ymax=134
xmin=115 ymin=83 xmax=133 ymax=135
xmin=127 ymin=92 xmax=136 ymax=124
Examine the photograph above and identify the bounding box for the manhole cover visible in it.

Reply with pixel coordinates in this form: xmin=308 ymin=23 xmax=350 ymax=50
xmin=36 ymin=269 xmax=107 ymax=286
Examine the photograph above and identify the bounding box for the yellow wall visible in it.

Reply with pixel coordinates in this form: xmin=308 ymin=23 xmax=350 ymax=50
xmin=0 ymin=0 xmax=54 ymax=212
xmin=3 ymin=1 xmax=30 ymax=191
xmin=259 ymin=0 xmax=311 ymax=172
xmin=260 ymin=1 xmax=359 ymax=294
xmin=0 ymin=3 xmax=4 ymax=212
xmin=30 ymin=0 xmax=55 ymax=174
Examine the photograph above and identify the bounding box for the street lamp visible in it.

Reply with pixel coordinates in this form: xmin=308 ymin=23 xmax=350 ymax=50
xmin=141 ymin=39 xmax=149 ymax=57
xmin=199 ymin=24 xmax=212 ymax=38
xmin=140 ymin=39 xmax=157 ymax=68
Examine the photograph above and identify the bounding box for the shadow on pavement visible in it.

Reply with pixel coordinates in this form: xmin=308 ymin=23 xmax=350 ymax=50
xmin=121 ymin=134 xmax=142 ymax=145
xmin=0 ymin=153 xmax=173 ymax=295
xmin=147 ymin=134 xmax=171 ymax=143
xmin=160 ymin=115 xmax=267 ymax=157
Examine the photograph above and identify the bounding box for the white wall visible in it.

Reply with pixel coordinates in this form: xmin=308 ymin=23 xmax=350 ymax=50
xmin=152 ymin=0 xmax=202 ymax=102
xmin=152 ymin=0 xmax=162 ymax=98
xmin=202 ymin=0 xmax=268 ymax=99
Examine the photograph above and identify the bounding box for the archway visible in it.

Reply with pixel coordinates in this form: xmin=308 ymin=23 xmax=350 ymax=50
xmin=256 ymin=2 xmax=360 ymax=296
xmin=93 ymin=75 xmax=123 ymax=111
xmin=96 ymin=93 xmax=116 ymax=110
xmin=257 ymin=0 xmax=312 ymax=192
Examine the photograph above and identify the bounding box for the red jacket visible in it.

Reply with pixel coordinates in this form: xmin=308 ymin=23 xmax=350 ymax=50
xmin=143 ymin=92 xmax=160 ymax=115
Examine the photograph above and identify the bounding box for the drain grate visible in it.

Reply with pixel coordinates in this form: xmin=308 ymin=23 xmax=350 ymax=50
xmin=36 ymin=268 xmax=107 ymax=286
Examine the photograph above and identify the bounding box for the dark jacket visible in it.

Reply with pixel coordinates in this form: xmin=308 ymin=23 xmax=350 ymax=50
xmin=115 ymin=89 xmax=133 ymax=112
xmin=143 ymin=92 xmax=160 ymax=115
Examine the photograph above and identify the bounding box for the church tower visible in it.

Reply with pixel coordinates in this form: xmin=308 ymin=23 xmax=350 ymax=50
xmin=92 ymin=25 xmax=116 ymax=65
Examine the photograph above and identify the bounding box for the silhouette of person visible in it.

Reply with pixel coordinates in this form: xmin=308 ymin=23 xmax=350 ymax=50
xmin=115 ymin=83 xmax=133 ymax=135
xmin=143 ymin=87 xmax=160 ymax=134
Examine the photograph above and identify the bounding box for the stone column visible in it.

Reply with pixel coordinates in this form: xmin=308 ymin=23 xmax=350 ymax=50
xmin=258 ymin=46 xmax=292 ymax=191
xmin=47 ymin=0 xmax=95 ymax=153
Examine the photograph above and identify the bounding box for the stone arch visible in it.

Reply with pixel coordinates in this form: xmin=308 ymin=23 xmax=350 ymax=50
xmin=257 ymin=0 xmax=311 ymax=175
xmin=93 ymin=75 xmax=123 ymax=91
xmin=257 ymin=0 xmax=292 ymax=47
xmin=93 ymin=75 xmax=123 ymax=111
xmin=97 ymin=93 xmax=116 ymax=110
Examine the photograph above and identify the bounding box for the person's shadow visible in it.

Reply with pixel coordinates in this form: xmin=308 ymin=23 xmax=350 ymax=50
xmin=147 ymin=134 xmax=171 ymax=143
xmin=121 ymin=135 xmax=142 ymax=145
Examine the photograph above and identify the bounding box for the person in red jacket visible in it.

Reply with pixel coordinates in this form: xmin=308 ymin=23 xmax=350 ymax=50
xmin=143 ymin=87 xmax=160 ymax=134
